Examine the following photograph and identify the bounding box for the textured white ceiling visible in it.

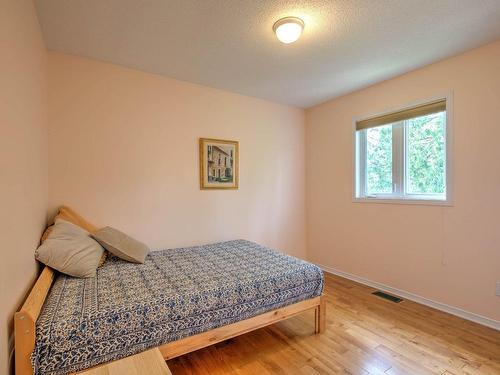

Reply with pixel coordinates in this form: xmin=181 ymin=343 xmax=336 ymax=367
xmin=35 ymin=0 xmax=500 ymax=108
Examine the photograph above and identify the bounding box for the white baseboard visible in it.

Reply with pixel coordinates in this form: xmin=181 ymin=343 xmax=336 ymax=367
xmin=317 ymin=263 xmax=500 ymax=331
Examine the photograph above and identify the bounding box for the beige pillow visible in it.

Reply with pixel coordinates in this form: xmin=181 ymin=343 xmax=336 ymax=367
xmin=40 ymin=206 xmax=107 ymax=266
xmin=35 ymin=219 xmax=104 ymax=277
xmin=91 ymin=227 xmax=149 ymax=264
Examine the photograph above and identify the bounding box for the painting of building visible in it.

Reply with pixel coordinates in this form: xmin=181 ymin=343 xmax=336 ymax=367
xmin=207 ymin=145 xmax=233 ymax=182
xmin=200 ymin=138 xmax=239 ymax=189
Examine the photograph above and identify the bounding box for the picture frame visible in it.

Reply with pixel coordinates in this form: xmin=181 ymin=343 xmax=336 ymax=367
xmin=199 ymin=138 xmax=239 ymax=190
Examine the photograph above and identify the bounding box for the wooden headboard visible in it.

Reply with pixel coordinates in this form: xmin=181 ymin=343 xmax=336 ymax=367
xmin=15 ymin=266 xmax=55 ymax=375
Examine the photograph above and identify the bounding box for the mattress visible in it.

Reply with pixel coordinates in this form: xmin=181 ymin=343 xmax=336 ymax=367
xmin=33 ymin=239 xmax=324 ymax=375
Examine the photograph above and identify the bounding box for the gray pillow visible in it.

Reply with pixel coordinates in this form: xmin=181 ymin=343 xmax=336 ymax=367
xmin=35 ymin=219 xmax=104 ymax=277
xmin=91 ymin=227 xmax=149 ymax=263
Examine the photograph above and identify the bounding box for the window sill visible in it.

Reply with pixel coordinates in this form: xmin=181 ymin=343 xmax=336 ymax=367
xmin=353 ymin=197 xmax=452 ymax=207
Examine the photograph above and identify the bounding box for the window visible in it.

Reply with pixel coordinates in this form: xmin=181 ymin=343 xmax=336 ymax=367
xmin=354 ymin=97 xmax=451 ymax=204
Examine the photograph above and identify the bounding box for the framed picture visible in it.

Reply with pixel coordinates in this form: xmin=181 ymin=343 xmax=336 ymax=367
xmin=199 ymin=138 xmax=239 ymax=190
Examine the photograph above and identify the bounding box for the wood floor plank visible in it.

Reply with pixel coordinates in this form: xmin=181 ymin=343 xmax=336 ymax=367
xmin=167 ymin=272 xmax=500 ymax=374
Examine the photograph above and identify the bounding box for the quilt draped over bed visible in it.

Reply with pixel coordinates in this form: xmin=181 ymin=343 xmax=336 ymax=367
xmin=33 ymin=240 xmax=324 ymax=375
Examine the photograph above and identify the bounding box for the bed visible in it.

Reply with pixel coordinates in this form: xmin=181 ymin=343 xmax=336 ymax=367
xmin=16 ymin=240 xmax=325 ymax=375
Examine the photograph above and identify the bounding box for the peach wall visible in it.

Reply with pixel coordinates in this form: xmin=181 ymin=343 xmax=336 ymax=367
xmin=0 ymin=0 xmax=48 ymax=373
xmin=48 ymin=53 xmax=306 ymax=259
xmin=306 ymin=40 xmax=500 ymax=322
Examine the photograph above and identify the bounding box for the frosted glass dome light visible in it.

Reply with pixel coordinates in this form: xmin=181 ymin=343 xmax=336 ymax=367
xmin=273 ymin=17 xmax=304 ymax=44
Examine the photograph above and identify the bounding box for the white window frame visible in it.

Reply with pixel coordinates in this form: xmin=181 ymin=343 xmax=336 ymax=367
xmin=353 ymin=94 xmax=453 ymax=206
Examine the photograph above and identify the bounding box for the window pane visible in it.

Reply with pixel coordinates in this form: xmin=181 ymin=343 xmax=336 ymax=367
xmin=366 ymin=124 xmax=393 ymax=194
xmin=407 ymin=111 xmax=446 ymax=194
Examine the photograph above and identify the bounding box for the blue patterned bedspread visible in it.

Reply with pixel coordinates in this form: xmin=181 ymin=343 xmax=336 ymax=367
xmin=33 ymin=240 xmax=324 ymax=374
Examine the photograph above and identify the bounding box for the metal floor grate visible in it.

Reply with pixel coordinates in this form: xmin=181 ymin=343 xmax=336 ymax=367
xmin=372 ymin=291 xmax=403 ymax=303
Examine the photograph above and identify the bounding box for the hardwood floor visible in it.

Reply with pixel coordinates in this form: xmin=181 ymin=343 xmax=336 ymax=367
xmin=167 ymin=272 xmax=500 ymax=375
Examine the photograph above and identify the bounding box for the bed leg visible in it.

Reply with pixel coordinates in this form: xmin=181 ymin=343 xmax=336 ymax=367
xmin=15 ymin=311 xmax=36 ymax=375
xmin=314 ymin=296 xmax=326 ymax=334
xmin=15 ymin=266 xmax=54 ymax=375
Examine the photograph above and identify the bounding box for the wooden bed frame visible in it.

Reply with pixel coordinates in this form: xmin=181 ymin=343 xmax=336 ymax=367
xmin=15 ymin=266 xmax=326 ymax=375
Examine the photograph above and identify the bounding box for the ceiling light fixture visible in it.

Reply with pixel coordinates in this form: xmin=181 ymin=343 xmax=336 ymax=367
xmin=273 ymin=17 xmax=304 ymax=44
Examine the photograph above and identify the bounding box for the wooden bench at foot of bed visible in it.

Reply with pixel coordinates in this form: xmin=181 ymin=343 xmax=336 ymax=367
xmin=76 ymin=348 xmax=171 ymax=375
xmin=15 ymin=266 xmax=326 ymax=375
